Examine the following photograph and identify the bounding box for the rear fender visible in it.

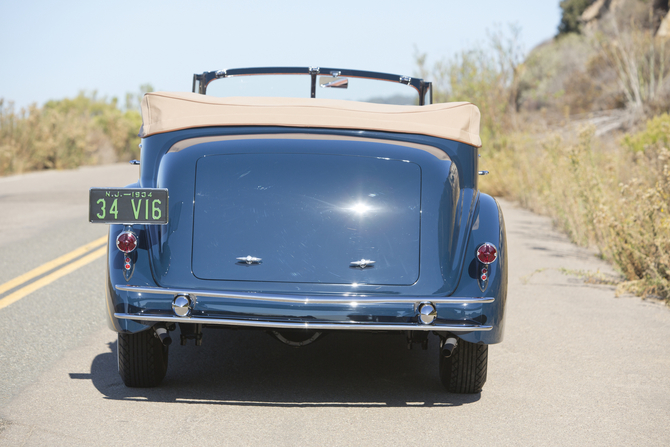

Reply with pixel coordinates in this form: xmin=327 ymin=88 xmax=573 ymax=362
xmin=446 ymin=193 xmax=507 ymax=345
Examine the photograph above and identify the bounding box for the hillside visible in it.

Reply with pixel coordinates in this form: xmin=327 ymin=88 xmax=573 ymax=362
xmin=519 ymin=0 xmax=670 ymax=121
xmin=415 ymin=0 xmax=670 ymax=301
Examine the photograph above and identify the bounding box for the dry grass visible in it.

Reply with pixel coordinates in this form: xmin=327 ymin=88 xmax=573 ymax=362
xmin=481 ymin=119 xmax=670 ymax=300
xmin=418 ymin=22 xmax=670 ymax=302
xmin=0 ymin=93 xmax=142 ymax=176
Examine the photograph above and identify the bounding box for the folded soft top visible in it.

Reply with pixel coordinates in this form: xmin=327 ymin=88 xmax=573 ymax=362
xmin=140 ymin=92 xmax=482 ymax=148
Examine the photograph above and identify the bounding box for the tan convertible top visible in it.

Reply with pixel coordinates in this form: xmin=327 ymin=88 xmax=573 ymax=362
xmin=140 ymin=92 xmax=482 ymax=147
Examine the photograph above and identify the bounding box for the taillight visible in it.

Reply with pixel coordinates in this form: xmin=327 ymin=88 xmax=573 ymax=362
xmin=476 ymin=243 xmax=497 ymax=264
xmin=116 ymin=231 xmax=138 ymax=253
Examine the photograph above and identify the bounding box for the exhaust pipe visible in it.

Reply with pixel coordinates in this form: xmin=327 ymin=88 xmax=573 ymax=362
xmin=441 ymin=337 xmax=458 ymax=358
xmin=154 ymin=325 xmax=172 ymax=346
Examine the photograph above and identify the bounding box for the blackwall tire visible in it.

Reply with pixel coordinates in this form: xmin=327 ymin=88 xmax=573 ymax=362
xmin=439 ymin=338 xmax=487 ymax=393
xmin=118 ymin=330 xmax=168 ymax=387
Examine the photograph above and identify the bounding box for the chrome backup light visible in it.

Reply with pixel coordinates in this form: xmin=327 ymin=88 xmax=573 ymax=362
xmin=116 ymin=231 xmax=138 ymax=253
xmin=417 ymin=302 xmax=437 ymax=325
xmin=476 ymin=243 xmax=497 ymax=264
xmin=172 ymin=295 xmax=192 ymax=317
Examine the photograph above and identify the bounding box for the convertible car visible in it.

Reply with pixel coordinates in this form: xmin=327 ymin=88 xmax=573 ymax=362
xmin=89 ymin=67 xmax=507 ymax=393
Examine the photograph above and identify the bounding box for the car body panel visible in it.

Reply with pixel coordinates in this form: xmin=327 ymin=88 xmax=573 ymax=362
xmin=104 ymin=126 xmax=506 ymax=345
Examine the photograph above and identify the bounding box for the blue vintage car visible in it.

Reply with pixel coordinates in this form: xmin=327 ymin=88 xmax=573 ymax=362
xmin=90 ymin=67 xmax=507 ymax=393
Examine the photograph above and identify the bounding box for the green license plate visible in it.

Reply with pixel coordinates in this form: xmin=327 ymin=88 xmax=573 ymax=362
xmin=89 ymin=188 xmax=169 ymax=224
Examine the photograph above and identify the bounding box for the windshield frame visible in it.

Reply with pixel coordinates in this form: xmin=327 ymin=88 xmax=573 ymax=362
xmin=192 ymin=67 xmax=433 ymax=105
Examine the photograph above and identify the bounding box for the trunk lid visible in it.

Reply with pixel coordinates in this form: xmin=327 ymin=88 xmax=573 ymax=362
xmin=191 ymin=153 xmax=421 ymax=285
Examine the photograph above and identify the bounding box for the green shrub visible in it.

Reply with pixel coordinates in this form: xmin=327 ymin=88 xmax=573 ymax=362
xmin=558 ymin=0 xmax=596 ymax=35
xmin=623 ymin=113 xmax=670 ymax=152
xmin=0 ymin=92 xmax=142 ymax=176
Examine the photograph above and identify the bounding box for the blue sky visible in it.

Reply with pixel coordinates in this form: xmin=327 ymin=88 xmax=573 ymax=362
xmin=1 ymin=1 xmax=561 ymax=109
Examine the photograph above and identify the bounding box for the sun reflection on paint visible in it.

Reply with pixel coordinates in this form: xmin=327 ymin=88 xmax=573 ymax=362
xmin=348 ymin=202 xmax=373 ymax=214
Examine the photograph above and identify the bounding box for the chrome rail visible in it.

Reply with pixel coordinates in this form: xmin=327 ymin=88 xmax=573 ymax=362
xmin=113 ymin=313 xmax=493 ymax=332
xmin=115 ymin=285 xmax=495 ymax=305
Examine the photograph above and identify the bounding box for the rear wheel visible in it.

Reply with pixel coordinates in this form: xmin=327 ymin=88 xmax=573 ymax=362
xmin=439 ymin=338 xmax=487 ymax=393
xmin=118 ymin=330 xmax=168 ymax=387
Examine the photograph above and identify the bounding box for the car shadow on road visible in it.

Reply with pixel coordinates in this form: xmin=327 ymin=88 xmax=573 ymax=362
xmin=74 ymin=328 xmax=481 ymax=407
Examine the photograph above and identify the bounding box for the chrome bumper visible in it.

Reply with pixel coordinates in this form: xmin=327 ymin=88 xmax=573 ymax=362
xmin=114 ymin=284 xmax=494 ymax=332
xmin=113 ymin=313 xmax=492 ymax=331
xmin=115 ymin=285 xmax=495 ymax=305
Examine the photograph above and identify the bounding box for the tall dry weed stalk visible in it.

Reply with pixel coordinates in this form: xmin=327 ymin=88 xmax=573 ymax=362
xmin=598 ymin=15 xmax=669 ymax=112
xmin=416 ymin=25 xmax=524 ymax=145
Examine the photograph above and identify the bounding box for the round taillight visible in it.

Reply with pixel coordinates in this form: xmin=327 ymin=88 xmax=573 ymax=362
xmin=116 ymin=231 xmax=138 ymax=253
xmin=476 ymin=243 xmax=497 ymax=264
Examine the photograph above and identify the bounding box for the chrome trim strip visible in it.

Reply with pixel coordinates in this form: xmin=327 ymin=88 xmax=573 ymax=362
xmin=113 ymin=313 xmax=492 ymax=332
xmin=236 ymin=256 xmax=262 ymax=264
xmin=115 ymin=285 xmax=494 ymax=305
xmin=350 ymin=259 xmax=375 ymax=269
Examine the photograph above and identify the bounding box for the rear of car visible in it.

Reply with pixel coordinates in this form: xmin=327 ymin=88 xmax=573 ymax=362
xmin=91 ymin=70 xmax=507 ymax=393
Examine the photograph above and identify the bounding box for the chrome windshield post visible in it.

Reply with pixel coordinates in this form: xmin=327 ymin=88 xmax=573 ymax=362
xmin=309 ymin=66 xmax=320 ymax=98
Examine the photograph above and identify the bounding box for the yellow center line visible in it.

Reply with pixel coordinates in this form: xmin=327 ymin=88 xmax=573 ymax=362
xmin=0 ymin=246 xmax=107 ymax=311
xmin=0 ymin=235 xmax=107 ymax=296
xmin=0 ymin=238 xmax=108 ymax=311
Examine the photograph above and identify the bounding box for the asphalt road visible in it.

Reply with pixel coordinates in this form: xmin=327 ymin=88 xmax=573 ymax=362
xmin=0 ymin=164 xmax=669 ymax=446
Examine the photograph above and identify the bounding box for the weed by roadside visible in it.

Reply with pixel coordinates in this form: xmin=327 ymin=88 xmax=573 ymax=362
xmin=558 ymin=268 xmax=622 ymax=286
xmin=481 ymin=121 xmax=670 ymax=301
xmin=521 ymin=267 xmax=623 ymax=288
